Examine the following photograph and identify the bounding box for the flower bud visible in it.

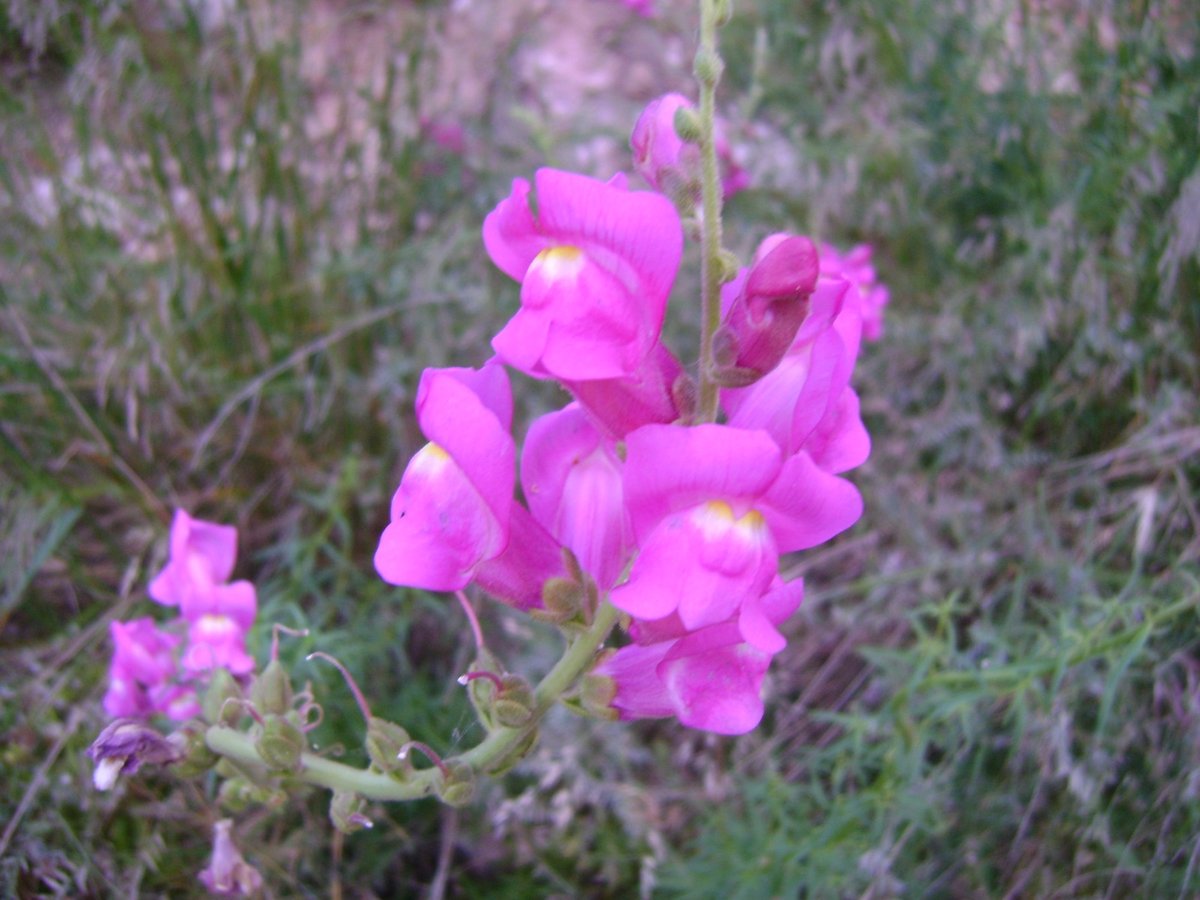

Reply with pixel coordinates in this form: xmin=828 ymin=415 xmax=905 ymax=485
xmin=437 ymin=761 xmax=476 ymax=807
xmin=254 ymin=714 xmax=305 ymax=772
xmin=715 ymin=234 xmax=819 ymax=383
xmin=631 ymin=93 xmax=700 ymax=195
xmin=330 ymin=790 xmax=373 ymax=833
xmin=365 ymin=716 xmax=413 ymax=776
xmin=693 ymin=48 xmax=724 ymax=86
xmin=203 ymin=667 xmax=245 ymax=726
xmin=88 ymin=719 xmax=182 ymax=790
xmin=249 ymin=658 xmax=292 ymax=717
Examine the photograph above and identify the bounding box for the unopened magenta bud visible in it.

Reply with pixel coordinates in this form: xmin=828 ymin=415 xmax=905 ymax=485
xmin=632 ymin=93 xmax=700 ymax=194
xmin=716 ymin=234 xmax=820 ymax=381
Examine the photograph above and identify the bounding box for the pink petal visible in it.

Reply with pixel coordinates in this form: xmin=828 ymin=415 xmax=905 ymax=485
xmin=482 ymin=177 xmax=541 ymax=282
xmin=610 ymin=501 xmax=776 ymax=629
xmin=623 ymin=424 xmax=782 ymax=541
xmin=594 ymin=642 xmax=674 ymax=720
xmin=415 ymin=366 xmax=515 ymax=528
xmin=759 ymin=451 xmax=864 ymax=552
xmin=521 ymin=404 xmax=632 ymax=588
xmin=563 ymin=341 xmax=688 ymax=439
xmin=804 ymin=388 xmax=871 ymax=474
xmin=375 ymin=443 xmax=507 ymax=591
xmin=473 ymin=503 xmax=566 ymax=611
xmin=660 ymin=623 xmax=772 ymax=735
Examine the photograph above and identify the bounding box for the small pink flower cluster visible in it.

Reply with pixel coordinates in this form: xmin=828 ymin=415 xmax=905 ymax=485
xmin=103 ymin=510 xmax=258 ymax=720
xmin=373 ymin=95 xmax=888 ymax=735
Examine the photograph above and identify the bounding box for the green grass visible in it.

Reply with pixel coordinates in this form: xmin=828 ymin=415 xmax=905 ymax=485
xmin=1 ymin=0 xmax=1197 ymax=896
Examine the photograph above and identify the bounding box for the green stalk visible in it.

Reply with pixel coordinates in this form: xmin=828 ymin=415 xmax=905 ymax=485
xmin=204 ymin=600 xmax=621 ymax=802
xmin=695 ymin=0 xmax=727 ymax=423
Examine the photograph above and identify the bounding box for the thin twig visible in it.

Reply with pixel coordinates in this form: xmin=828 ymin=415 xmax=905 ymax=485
xmin=4 ymin=304 xmax=167 ymax=518
xmin=428 ymin=807 xmax=458 ymax=900
xmin=188 ymin=303 xmax=411 ymax=471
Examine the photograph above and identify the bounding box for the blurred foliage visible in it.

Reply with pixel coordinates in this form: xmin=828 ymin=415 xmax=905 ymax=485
xmin=1 ymin=0 xmax=1197 ymax=896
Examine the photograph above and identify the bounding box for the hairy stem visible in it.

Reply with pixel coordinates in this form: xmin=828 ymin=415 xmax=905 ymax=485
xmin=695 ymin=0 xmax=727 ymax=423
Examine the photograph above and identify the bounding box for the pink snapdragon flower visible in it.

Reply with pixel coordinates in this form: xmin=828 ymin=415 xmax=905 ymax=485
xmin=721 ymin=279 xmax=871 ymax=474
xmin=148 ymin=510 xmax=239 ymax=608
xmin=179 ymin=582 xmax=257 ymax=676
xmin=374 ymin=360 xmax=564 ymax=610
xmin=819 ymin=242 xmax=890 ymax=341
xmin=483 ymin=169 xmax=682 ymax=381
xmin=609 ymin=424 xmax=860 ymax=640
xmin=103 ymin=618 xmax=198 ymax=720
xmin=521 ymin=403 xmax=633 ymax=589
xmin=375 ymin=361 xmax=514 ymax=592
xmin=594 ymin=578 xmax=804 ymax=734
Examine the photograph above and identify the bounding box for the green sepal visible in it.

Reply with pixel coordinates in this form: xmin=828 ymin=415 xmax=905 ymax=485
xmin=255 ymin=714 xmax=305 ymax=773
xmin=249 ymin=658 xmax=293 ymax=717
xmin=437 ymin=761 xmax=476 ymax=808
xmin=203 ymin=668 xmax=245 ymax=726
xmin=330 ymin=790 xmax=372 ymax=834
xmin=168 ymin=720 xmax=219 ymax=777
xmin=365 ymin=716 xmax=413 ymax=777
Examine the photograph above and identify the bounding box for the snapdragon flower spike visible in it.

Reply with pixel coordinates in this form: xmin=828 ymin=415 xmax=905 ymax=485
xmin=611 ymin=424 xmax=861 ymax=634
xmin=521 ymin=403 xmax=633 ymax=590
xmin=721 ymin=280 xmax=870 ymax=473
xmin=375 ymin=360 xmax=515 ymax=593
xmin=148 ymin=509 xmax=238 ymax=608
xmin=599 ymin=578 xmax=804 ymax=734
xmin=820 ymin=242 xmax=890 ymax=341
xmin=483 ymin=169 xmax=682 ymax=381
xmin=714 ymin=234 xmax=820 ymax=383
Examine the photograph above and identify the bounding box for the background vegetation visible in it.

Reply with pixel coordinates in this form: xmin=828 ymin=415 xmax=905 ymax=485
xmin=1 ymin=0 xmax=1197 ymax=896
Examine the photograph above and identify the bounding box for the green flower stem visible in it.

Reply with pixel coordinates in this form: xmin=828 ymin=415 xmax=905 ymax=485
xmin=204 ymin=600 xmax=621 ymax=803
xmin=695 ymin=0 xmax=727 ymax=424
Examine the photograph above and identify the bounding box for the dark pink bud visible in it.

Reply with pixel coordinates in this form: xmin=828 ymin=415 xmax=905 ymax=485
xmin=716 ymin=234 xmax=819 ymax=382
xmin=631 ymin=93 xmax=699 ymax=194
